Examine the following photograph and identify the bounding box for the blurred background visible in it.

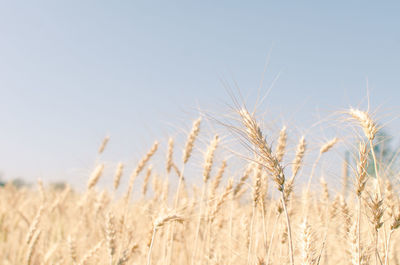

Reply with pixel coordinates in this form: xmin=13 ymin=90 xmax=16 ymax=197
xmin=0 ymin=1 xmax=399 ymax=189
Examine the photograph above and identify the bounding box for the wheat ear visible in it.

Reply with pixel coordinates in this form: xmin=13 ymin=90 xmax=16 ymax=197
xmin=238 ymin=108 xmax=294 ymax=265
xmin=275 ymin=126 xmax=287 ymax=163
xmin=125 ymin=141 xmax=158 ymax=201
xmin=113 ymin=162 xmax=124 ymax=191
xmin=87 ymin=163 xmax=105 ymax=190
xmin=98 ymin=135 xmax=110 ymax=154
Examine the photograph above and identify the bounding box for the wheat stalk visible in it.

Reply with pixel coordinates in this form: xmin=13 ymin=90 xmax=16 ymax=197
xmin=98 ymin=136 xmax=110 ymax=154
xmin=113 ymin=162 xmax=124 ymax=191
xmin=87 ymin=163 xmax=105 ymax=190
xmin=125 ymin=141 xmax=159 ymax=201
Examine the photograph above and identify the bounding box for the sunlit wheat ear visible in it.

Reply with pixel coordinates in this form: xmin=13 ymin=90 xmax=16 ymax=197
xmin=348 ymin=108 xmax=378 ymax=141
xmin=292 ymin=136 xmax=306 ymax=178
xmin=339 ymin=195 xmax=352 ymax=233
xmin=320 ymin=137 xmax=339 ymax=154
xmin=152 ymin=174 xmax=163 ymax=201
xmin=367 ymin=191 xmax=385 ymax=263
xmin=203 ymin=134 xmax=219 ymax=183
xmin=299 ymin=218 xmax=317 ymax=265
xmin=106 ymin=212 xmax=116 ymax=265
xmin=113 ymin=162 xmax=124 ymax=190
xmin=147 ymin=212 xmax=184 ymax=265
xmin=275 ymin=126 xmax=287 ymax=162
xmin=390 ymin=210 xmax=400 ymax=231
xmin=320 ymin=177 xmax=330 ymax=204
xmin=183 ymin=117 xmax=201 ymax=164
xmin=355 ymin=142 xmax=368 ymax=197
xmin=87 ymin=163 xmax=105 ymax=190
xmin=367 ymin=193 xmax=384 ymax=232
xmin=252 ymin=161 xmax=263 ymax=207
xmin=238 ymin=107 xmax=294 ymax=265
xmin=209 ymin=160 xmax=227 ymax=200
xmin=166 ymin=137 xmax=174 ymax=173
xmin=125 ymin=141 xmax=158 ymax=200
xmin=142 ymin=165 xmax=152 ymax=197
xmin=283 ymin=177 xmax=294 ymax=202
xmin=348 ymin=222 xmax=360 ymax=265
xmin=98 ymin=135 xmax=110 ymax=154
xmin=154 ymin=212 xmax=184 ymax=229
xmin=238 ymin=108 xmax=285 ymax=191
xmin=330 ymin=194 xmax=341 ymax=219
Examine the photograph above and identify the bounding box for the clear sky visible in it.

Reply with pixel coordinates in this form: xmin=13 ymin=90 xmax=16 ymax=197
xmin=0 ymin=1 xmax=399 ymax=188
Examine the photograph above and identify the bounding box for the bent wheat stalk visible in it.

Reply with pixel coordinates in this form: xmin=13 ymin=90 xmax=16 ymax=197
xmin=238 ymin=108 xmax=294 ymax=265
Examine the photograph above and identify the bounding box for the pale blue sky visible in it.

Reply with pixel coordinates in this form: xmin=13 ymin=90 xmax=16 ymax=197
xmin=0 ymin=1 xmax=399 ymax=187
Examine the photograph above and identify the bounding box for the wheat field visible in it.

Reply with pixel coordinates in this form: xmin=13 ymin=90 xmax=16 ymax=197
xmin=1 ymin=106 xmax=400 ymax=265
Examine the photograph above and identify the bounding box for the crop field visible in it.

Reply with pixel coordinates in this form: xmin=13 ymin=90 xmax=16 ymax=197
xmin=1 ymin=106 xmax=399 ymax=265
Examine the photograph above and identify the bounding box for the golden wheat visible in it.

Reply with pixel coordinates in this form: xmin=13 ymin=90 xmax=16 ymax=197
xmin=2 ymin=103 xmax=400 ymax=265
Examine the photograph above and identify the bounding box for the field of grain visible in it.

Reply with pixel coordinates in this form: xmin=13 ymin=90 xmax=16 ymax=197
xmin=1 ymin=106 xmax=399 ymax=265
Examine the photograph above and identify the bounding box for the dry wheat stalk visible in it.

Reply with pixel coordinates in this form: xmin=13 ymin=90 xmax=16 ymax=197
xmin=183 ymin=117 xmax=201 ymax=164
xmin=300 ymin=218 xmax=317 ymax=265
xmin=98 ymin=136 xmax=110 ymax=154
xmin=237 ymin=108 xmax=293 ymax=265
xmin=106 ymin=212 xmax=116 ymax=265
xmin=166 ymin=137 xmax=174 ymax=173
xmin=87 ymin=163 xmax=105 ymax=190
xmin=367 ymin=193 xmax=384 ymax=232
xmin=348 ymin=108 xmax=377 ymax=141
xmin=275 ymin=126 xmax=287 ymax=163
xmin=292 ymin=136 xmax=306 ymax=179
xmin=209 ymin=160 xmax=227 ymax=200
xmin=356 ymin=142 xmax=369 ymax=197
xmin=67 ymin=235 xmax=78 ymax=264
xmin=320 ymin=177 xmax=330 ymax=206
xmin=125 ymin=141 xmax=159 ymax=200
xmin=320 ymin=137 xmax=339 ymax=154
xmin=238 ymin=109 xmax=285 ymax=191
xmin=142 ymin=165 xmax=152 ymax=196
xmin=113 ymin=162 xmax=124 ymax=190
xmin=252 ymin=161 xmax=263 ymax=207
xmin=147 ymin=212 xmax=184 ymax=265
xmin=203 ymin=135 xmax=220 ymax=183
xmin=367 ymin=192 xmax=385 ymax=264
